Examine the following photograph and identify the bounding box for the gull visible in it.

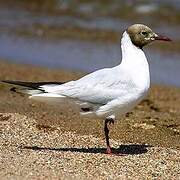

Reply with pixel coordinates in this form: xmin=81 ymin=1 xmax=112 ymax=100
xmin=2 ymin=24 xmax=171 ymax=154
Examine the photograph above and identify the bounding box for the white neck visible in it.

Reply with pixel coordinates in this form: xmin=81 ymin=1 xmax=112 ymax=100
xmin=121 ymin=31 xmax=146 ymax=65
xmin=119 ymin=31 xmax=150 ymax=89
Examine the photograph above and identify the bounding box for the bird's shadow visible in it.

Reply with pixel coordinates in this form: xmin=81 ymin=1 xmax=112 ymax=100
xmin=21 ymin=144 xmax=152 ymax=155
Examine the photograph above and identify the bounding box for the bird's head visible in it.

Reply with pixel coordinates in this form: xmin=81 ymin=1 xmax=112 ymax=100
xmin=127 ymin=24 xmax=171 ymax=48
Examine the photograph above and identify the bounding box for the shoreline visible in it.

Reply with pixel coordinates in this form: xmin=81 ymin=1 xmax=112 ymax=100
xmin=0 ymin=60 xmax=179 ymax=149
xmin=0 ymin=60 xmax=180 ymax=178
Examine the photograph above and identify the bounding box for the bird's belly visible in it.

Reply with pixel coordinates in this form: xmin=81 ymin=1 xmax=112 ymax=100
xmin=95 ymin=87 xmax=149 ymax=119
xmin=114 ymin=96 xmax=143 ymax=118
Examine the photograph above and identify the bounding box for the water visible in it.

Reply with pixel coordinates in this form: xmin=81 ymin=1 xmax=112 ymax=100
xmin=1 ymin=7 xmax=180 ymax=39
xmin=0 ymin=3 xmax=180 ymax=87
xmin=0 ymin=34 xmax=180 ymax=87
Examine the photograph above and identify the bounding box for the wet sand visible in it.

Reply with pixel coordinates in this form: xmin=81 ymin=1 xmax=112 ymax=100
xmin=0 ymin=60 xmax=180 ymax=179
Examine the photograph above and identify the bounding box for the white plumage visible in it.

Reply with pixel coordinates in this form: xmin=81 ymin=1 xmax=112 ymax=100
xmin=2 ymin=24 xmax=171 ymax=154
xmin=30 ymin=31 xmax=150 ymax=119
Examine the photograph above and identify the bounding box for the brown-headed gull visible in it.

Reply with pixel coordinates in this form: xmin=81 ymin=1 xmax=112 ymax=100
xmin=2 ymin=24 xmax=171 ymax=154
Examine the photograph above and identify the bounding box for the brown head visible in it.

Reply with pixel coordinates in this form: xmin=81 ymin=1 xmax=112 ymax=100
xmin=127 ymin=24 xmax=171 ymax=48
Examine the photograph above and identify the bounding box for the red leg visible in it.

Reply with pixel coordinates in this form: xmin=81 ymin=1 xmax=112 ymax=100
xmin=104 ymin=118 xmax=114 ymax=154
xmin=104 ymin=118 xmax=127 ymax=156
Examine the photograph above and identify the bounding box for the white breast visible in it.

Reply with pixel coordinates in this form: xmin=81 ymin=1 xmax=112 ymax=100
xmin=95 ymin=32 xmax=150 ymax=119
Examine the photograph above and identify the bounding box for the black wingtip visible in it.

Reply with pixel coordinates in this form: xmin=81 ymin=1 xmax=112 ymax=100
xmin=1 ymin=80 xmax=18 ymax=84
xmin=1 ymin=80 xmax=65 ymax=95
xmin=1 ymin=80 xmax=8 ymax=83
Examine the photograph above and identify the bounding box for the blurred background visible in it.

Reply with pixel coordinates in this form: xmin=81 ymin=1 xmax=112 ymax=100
xmin=0 ymin=0 xmax=180 ymax=86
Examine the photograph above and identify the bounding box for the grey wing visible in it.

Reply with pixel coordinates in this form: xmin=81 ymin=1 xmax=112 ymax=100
xmin=39 ymin=68 xmax=129 ymax=105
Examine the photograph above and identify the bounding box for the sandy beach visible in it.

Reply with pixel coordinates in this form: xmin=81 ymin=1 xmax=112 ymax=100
xmin=0 ymin=0 xmax=180 ymax=179
xmin=0 ymin=60 xmax=179 ymax=179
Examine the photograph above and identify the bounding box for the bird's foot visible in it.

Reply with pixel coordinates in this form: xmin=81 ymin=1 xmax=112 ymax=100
xmin=105 ymin=146 xmax=127 ymax=156
xmin=105 ymin=146 xmax=112 ymax=154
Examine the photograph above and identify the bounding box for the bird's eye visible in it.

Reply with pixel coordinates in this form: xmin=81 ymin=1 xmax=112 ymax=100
xmin=141 ymin=31 xmax=148 ymax=36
